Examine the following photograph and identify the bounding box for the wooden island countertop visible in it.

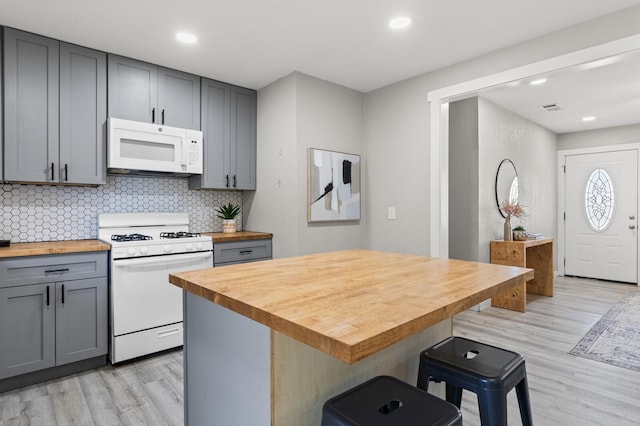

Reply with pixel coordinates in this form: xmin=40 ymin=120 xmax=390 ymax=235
xmin=170 ymin=249 xmax=533 ymax=364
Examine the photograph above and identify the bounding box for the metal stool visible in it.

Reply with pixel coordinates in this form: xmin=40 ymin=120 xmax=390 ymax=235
xmin=322 ymin=375 xmax=462 ymax=426
xmin=417 ymin=336 xmax=533 ymax=426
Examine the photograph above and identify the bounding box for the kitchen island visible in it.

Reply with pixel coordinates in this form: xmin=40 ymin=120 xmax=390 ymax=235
xmin=169 ymin=249 xmax=533 ymax=425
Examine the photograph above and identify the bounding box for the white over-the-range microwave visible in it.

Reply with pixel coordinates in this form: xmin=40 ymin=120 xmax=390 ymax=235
xmin=108 ymin=118 xmax=203 ymax=177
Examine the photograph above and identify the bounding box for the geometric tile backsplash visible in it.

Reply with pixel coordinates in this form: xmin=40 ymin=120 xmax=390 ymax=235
xmin=1 ymin=176 xmax=242 ymax=242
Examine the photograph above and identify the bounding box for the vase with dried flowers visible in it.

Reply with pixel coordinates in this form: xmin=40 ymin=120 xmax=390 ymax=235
xmin=500 ymin=201 xmax=525 ymax=241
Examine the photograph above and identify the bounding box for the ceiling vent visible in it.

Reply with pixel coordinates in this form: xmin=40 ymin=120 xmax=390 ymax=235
xmin=540 ymin=103 xmax=561 ymax=112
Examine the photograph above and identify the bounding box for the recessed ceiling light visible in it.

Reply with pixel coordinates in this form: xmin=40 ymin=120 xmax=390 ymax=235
xmin=582 ymin=116 xmax=596 ymax=122
xmin=530 ymin=78 xmax=547 ymax=86
xmin=389 ymin=17 xmax=411 ymax=29
xmin=176 ymin=32 xmax=198 ymax=44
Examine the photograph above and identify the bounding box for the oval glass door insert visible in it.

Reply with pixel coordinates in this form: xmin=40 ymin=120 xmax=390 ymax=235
xmin=584 ymin=168 xmax=615 ymax=231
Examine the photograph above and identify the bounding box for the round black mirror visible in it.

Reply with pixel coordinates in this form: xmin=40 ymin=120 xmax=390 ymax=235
xmin=495 ymin=159 xmax=518 ymax=218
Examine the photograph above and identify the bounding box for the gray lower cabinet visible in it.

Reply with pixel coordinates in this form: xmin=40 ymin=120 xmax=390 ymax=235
xmin=3 ymin=28 xmax=106 ymax=184
xmin=190 ymin=79 xmax=257 ymax=190
xmin=213 ymin=239 xmax=272 ymax=266
xmin=0 ymin=283 xmax=56 ymax=379
xmin=0 ymin=252 xmax=108 ymax=381
xmin=108 ymin=54 xmax=200 ymax=130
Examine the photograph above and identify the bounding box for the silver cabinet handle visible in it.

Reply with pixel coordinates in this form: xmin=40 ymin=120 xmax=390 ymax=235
xmin=630 ymin=225 xmax=636 ymax=230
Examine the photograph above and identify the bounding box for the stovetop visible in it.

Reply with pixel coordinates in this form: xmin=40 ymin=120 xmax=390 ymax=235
xmin=98 ymin=212 xmax=213 ymax=259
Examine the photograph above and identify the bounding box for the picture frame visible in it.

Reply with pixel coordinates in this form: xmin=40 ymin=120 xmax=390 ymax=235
xmin=307 ymin=148 xmax=361 ymax=222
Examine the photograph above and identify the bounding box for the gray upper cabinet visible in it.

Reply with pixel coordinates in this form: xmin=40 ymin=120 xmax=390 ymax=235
xmin=3 ymin=28 xmax=106 ymax=185
xmin=59 ymin=43 xmax=107 ymax=185
xmin=190 ymin=79 xmax=256 ymax=190
xmin=107 ymin=55 xmax=157 ymax=124
xmin=108 ymin=55 xmax=200 ymax=130
xmin=231 ymin=87 xmax=257 ymax=190
xmin=158 ymin=67 xmax=201 ymax=129
xmin=3 ymin=28 xmax=59 ymax=183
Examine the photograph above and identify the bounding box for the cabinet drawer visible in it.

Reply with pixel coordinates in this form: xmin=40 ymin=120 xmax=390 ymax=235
xmin=214 ymin=240 xmax=272 ymax=266
xmin=0 ymin=252 xmax=108 ymax=288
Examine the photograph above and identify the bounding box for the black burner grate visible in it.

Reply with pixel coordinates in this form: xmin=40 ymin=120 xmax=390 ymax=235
xmin=111 ymin=234 xmax=153 ymax=242
xmin=160 ymin=232 xmax=202 ymax=239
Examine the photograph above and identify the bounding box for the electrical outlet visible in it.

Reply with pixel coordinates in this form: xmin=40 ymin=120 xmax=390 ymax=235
xmin=388 ymin=207 xmax=396 ymax=220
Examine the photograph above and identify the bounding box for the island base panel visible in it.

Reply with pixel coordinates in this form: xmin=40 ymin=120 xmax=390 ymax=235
xmin=184 ymin=291 xmax=451 ymax=425
xmin=271 ymin=320 xmax=450 ymax=425
xmin=184 ymin=291 xmax=271 ymax=426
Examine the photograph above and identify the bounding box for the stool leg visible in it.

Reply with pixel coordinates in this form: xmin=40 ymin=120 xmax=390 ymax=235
xmin=478 ymin=391 xmax=507 ymax=426
xmin=445 ymin=383 xmax=463 ymax=408
xmin=515 ymin=376 xmax=534 ymax=426
xmin=416 ymin=363 xmax=430 ymax=391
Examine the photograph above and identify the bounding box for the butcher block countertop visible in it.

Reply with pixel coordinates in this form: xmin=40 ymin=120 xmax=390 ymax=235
xmin=0 ymin=239 xmax=111 ymax=258
xmin=203 ymin=231 xmax=272 ymax=243
xmin=170 ymin=249 xmax=533 ymax=364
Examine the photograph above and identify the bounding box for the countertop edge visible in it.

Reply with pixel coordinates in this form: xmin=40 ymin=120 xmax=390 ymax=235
xmin=170 ymin=264 xmax=534 ymax=364
xmin=0 ymin=239 xmax=111 ymax=258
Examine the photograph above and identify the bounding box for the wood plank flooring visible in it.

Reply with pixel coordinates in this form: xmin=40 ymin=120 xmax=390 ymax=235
xmin=0 ymin=276 xmax=638 ymax=425
xmin=453 ymin=275 xmax=640 ymax=426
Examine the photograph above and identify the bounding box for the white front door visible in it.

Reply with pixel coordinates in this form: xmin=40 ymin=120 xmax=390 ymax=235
xmin=564 ymin=150 xmax=638 ymax=283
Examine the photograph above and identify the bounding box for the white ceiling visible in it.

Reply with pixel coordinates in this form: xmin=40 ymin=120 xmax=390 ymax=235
xmin=1 ymin=0 xmax=640 ymax=93
xmin=480 ymin=49 xmax=640 ymax=134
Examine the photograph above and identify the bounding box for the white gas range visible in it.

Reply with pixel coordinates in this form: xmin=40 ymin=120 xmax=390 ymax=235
xmin=98 ymin=212 xmax=213 ymax=364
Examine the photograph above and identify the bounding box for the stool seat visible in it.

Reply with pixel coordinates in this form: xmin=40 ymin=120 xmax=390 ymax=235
xmin=322 ymin=375 xmax=462 ymax=426
xmin=417 ymin=337 xmax=533 ymax=426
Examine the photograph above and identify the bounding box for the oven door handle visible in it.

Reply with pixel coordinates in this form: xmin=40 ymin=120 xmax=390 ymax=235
xmin=113 ymin=252 xmax=213 ymax=267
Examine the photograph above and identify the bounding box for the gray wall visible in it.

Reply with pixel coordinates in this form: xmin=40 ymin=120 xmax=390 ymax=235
xmin=478 ymin=98 xmax=557 ymax=263
xmin=449 ymin=98 xmax=479 ymax=262
xmin=246 ymin=72 xmax=365 ymax=258
xmin=363 ymin=5 xmax=640 ymax=256
xmin=558 ymin=123 xmax=640 ymax=150
xmin=448 ymin=98 xmax=557 ymax=264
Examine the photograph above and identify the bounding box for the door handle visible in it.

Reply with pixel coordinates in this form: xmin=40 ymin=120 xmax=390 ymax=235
xmin=630 ymin=225 xmax=636 ymax=230
xmin=630 ymin=215 xmax=636 ymax=220
xmin=61 ymin=284 xmax=65 ymax=304
xmin=152 ymin=107 xmax=156 ymax=123
xmin=46 ymin=285 xmax=50 ymax=306
xmin=51 ymin=162 xmax=55 ymax=181
xmin=162 ymin=109 xmax=165 ymax=125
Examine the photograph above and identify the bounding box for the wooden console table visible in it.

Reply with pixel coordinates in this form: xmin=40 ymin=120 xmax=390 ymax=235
xmin=490 ymin=238 xmax=554 ymax=312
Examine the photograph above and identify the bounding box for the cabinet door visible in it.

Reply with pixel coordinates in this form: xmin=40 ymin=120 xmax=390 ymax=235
xmin=55 ymin=277 xmax=107 ymax=365
xmin=3 ymin=28 xmax=59 ymax=183
xmin=107 ymin=55 xmax=157 ymax=123
xmin=189 ymin=78 xmax=230 ymax=189
xmin=230 ymin=87 xmax=257 ymax=190
xmin=59 ymin=43 xmax=107 ymax=185
xmin=158 ymin=67 xmax=201 ymax=130
xmin=0 ymin=284 xmax=55 ymax=379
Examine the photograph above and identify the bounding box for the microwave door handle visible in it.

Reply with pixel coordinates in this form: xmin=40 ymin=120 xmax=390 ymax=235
xmin=181 ymin=138 xmax=188 ymax=167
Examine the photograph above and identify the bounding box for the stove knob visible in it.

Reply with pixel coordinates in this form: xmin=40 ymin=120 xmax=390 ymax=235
xmin=140 ymin=247 xmax=148 ymax=255
xmin=185 ymin=243 xmax=194 ymax=250
xmin=163 ymin=245 xmax=172 ymax=253
xmin=196 ymin=242 xmax=203 ymax=250
xmin=127 ymin=247 xmax=136 ymax=256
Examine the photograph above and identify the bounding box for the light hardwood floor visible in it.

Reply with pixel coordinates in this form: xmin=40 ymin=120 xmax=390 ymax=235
xmin=0 ymin=276 xmax=639 ymax=425
xmin=454 ymin=275 xmax=640 ymax=426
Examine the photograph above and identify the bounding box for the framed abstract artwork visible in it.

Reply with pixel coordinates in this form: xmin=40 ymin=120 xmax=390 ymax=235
xmin=307 ymin=148 xmax=361 ymax=222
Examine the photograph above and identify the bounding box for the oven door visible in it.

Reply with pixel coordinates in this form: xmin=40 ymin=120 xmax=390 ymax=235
xmin=111 ymin=251 xmax=213 ymax=336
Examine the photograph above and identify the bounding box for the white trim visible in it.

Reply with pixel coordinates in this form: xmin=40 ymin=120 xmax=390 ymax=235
xmin=556 ymin=143 xmax=640 ymax=283
xmin=428 ymin=34 xmax=640 ymax=258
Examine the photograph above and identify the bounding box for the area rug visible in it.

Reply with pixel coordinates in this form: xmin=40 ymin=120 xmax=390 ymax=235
xmin=570 ymin=292 xmax=640 ymax=372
